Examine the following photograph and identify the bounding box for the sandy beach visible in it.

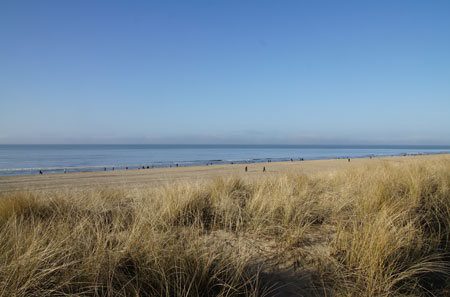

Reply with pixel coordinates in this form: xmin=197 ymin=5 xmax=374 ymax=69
xmin=0 ymin=154 xmax=446 ymax=193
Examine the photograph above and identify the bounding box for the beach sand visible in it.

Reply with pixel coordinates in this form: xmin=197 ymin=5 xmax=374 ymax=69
xmin=0 ymin=154 xmax=446 ymax=193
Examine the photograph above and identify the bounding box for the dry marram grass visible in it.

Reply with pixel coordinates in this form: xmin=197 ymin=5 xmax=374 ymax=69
xmin=0 ymin=156 xmax=449 ymax=296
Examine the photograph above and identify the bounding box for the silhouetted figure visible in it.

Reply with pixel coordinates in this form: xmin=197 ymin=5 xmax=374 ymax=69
xmin=112 ymin=167 xmax=114 ymax=171
xmin=64 ymin=168 xmax=66 ymax=174
xmin=290 ymin=158 xmax=293 ymax=162
xmin=245 ymin=166 xmax=248 ymax=172
xmin=39 ymin=169 xmax=43 ymax=175
xmin=147 ymin=165 xmax=149 ymax=169
xmin=176 ymin=163 xmax=178 ymax=167
xmin=348 ymin=158 xmax=350 ymax=162
xmin=104 ymin=167 xmax=106 ymax=171
xmin=126 ymin=167 xmax=128 ymax=170
xmin=263 ymin=167 xmax=266 ymax=172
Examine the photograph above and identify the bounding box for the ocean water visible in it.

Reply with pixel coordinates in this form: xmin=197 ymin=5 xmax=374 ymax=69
xmin=0 ymin=144 xmax=449 ymax=176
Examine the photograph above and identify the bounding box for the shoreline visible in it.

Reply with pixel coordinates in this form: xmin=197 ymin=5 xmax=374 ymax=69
xmin=1 ymin=150 xmax=449 ymax=177
xmin=0 ymin=153 xmax=448 ymax=193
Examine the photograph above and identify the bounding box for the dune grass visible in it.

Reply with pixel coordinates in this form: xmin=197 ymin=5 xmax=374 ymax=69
xmin=0 ymin=156 xmax=449 ymax=296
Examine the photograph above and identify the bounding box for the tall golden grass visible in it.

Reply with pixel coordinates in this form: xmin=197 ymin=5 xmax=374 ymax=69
xmin=0 ymin=156 xmax=449 ymax=296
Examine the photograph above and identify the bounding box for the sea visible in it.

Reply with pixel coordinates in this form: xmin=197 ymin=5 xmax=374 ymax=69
xmin=0 ymin=144 xmax=449 ymax=176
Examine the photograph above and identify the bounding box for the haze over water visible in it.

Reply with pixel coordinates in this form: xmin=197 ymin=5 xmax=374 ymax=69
xmin=1 ymin=144 xmax=449 ymax=176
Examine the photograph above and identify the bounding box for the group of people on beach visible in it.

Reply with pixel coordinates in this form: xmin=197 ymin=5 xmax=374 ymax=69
xmin=244 ymin=166 xmax=265 ymax=173
xmin=35 ymin=155 xmax=363 ymax=176
xmin=37 ymin=157 xmax=311 ymax=175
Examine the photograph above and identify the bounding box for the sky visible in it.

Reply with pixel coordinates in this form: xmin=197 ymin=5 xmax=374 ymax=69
xmin=1 ymin=0 xmax=449 ymax=145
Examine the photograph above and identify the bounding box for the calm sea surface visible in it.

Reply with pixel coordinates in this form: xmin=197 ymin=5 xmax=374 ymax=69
xmin=0 ymin=144 xmax=449 ymax=176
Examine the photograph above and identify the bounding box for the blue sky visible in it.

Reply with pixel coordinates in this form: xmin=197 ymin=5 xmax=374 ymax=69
xmin=1 ymin=0 xmax=449 ymax=144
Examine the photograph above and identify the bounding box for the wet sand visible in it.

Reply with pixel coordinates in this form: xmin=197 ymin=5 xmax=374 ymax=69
xmin=0 ymin=154 xmax=447 ymax=193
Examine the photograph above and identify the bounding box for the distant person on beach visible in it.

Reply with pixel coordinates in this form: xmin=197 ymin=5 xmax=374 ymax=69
xmin=126 ymin=167 xmax=128 ymax=170
xmin=263 ymin=166 xmax=266 ymax=172
xmin=348 ymin=158 xmax=350 ymax=162
xmin=176 ymin=163 xmax=178 ymax=167
xmin=147 ymin=165 xmax=149 ymax=169
xmin=64 ymin=168 xmax=66 ymax=174
xmin=104 ymin=167 xmax=106 ymax=171
xmin=112 ymin=167 xmax=114 ymax=171
xmin=245 ymin=166 xmax=248 ymax=172
xmin=39 ymin=169 xmax=43 ymax=175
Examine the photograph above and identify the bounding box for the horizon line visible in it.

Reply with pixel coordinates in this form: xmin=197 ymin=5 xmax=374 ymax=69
xmin=1 ymin=143 xmax=450 ymax=147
